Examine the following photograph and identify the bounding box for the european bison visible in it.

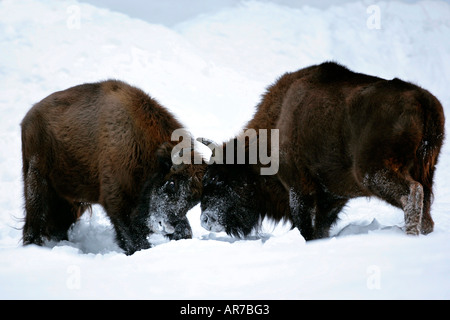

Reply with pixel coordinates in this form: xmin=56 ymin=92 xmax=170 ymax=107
xmin=21 ymin=80 xmax=205 ymax=255
xmin=199 ymin=62 xmax=445 ymax=240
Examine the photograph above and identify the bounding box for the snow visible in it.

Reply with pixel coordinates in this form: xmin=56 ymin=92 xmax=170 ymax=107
xmin=1 ymin=0 xmax=450 ymax=299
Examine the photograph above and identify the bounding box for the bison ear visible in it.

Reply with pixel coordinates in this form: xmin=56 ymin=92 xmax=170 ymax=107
xmin=156 ymin=142 xmax=174 ymax=173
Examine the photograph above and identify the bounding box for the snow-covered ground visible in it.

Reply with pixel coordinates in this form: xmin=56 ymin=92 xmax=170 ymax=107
xmin=1 ymin=0 xmax=449 ymax=299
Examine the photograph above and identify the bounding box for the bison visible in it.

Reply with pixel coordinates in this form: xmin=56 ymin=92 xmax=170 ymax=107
xmin=21 ymin=79 xmax=205 ymax=255
xmin=199 ymin=62 xmax=445 ymax=240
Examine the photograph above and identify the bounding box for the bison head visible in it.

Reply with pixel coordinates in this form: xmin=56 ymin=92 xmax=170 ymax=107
xmin=144 ymin=142 xmax=206 ymax=240
xmin=198 ymin=138 xmax=262 ymax=237
xmin=200 ymin=163 xmax=262 ymax=237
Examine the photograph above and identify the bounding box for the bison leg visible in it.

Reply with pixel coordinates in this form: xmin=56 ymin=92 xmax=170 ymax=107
xmin=289 ymin=188 xmax=316 ymax=240
xmin=109 ymin=216 xmax=140 ymax=255
xmin=102 ymin=194 xmax=151 ymax=255
xmin=401 ymin=182 xmax=424 ymax=235
xmin=289 ymin=188 xmax=347 ymax=240
xmin=23 ymin=162 xmax=78 ymax=245
xmin=107 ymin=213 xmax=150 ymax=255
xmin=362 ymin=169 xmax=424 ymax=236
xmin=315 ymin=191 xmax=348 ymax=238
xmin=420 ymin=185 xmax=434 ymax=235
xmin=23 ymin=162 xmax=46 ymax=245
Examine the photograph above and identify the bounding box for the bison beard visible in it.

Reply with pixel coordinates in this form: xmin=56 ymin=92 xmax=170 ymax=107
xmin=200 ymin=160 xmax=290 ymax=238
xmin=200 ymin=164 xmax=263 ymax=237
xmin=21 ymin=80 xmax=205 ymax=255
xmin=200 ymin=62 xmax=445 ymax=240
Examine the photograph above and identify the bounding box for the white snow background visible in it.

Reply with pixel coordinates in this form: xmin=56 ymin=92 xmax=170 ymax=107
xmin=0 ymin=0 xmax=449 ymax=299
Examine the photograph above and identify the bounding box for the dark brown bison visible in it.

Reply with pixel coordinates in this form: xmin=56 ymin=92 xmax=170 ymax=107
xmin=199 ymin=62 xmax=445 ymax=240
xmin=21 ymin=79 xmax=205 ymax=255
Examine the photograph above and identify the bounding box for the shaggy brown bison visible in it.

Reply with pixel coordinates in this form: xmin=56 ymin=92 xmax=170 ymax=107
xmin=199 ymin=62 xmax=445 ymax=240
xmin=21 ymin=80 xmax=205 ymax=255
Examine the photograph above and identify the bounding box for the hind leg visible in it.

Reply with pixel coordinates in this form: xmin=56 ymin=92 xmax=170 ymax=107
xmin=47 ymin=197 xmax=84 ymax=242
xmin=401 ymin=181 xmax=424 ymax=235
xmin=23 ymin=163 xmax=78 ymax=245
xmin=420 ymin=184 xmax=434 ymax=235
xmin=362 ymin=169 xmax=424 ymax=236
xmin=420 ymin=162 xmax=435 ymax=234
xmin=23 ymin=172 xmax=46 ymax=245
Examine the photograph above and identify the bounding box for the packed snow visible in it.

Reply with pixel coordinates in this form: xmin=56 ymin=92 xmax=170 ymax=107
xmin=1 ymin=0 xmax=449 ymax=299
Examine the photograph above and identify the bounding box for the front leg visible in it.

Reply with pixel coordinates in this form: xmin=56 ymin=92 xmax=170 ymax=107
xmin=289 ymin=188 xmax=317 ymax=241
xmin=105 ymin=197 xmax=152 ymax=255
xmin=314 ymin=190 xmax=348 ymax=239
xmin=109 ymin=217 xmax=138 ymax=255
xmin=129 ymin=217 xmax=152 ymax=253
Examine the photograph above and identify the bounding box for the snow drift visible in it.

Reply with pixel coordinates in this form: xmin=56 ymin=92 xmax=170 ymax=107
xmin=0 ymin=0 xmax=449 ymax=299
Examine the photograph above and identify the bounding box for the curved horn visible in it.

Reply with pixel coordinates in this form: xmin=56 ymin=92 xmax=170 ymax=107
xmin=196 ymin=137 xmax=221 ymax=165
xmin=171 ymin=151 xmax=184 ymax=171
xmin=171 ymin=142 xmax=188 ymax=171
xmin=196 ymin=137 xmax=216 ymax=147
xmin=171 ymin=138 xmax=197 ymax=170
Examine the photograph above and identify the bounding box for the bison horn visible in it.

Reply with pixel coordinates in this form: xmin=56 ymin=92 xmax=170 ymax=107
xmin=171 ymin=141 xmax=197 ymax=171
xmin=196 ymin=137 xmax=221 ymax=164
xmin=170 ymin=146 xmax=183 ymax=171
xmin=196 ymin=137 xmax=216 ymax=147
